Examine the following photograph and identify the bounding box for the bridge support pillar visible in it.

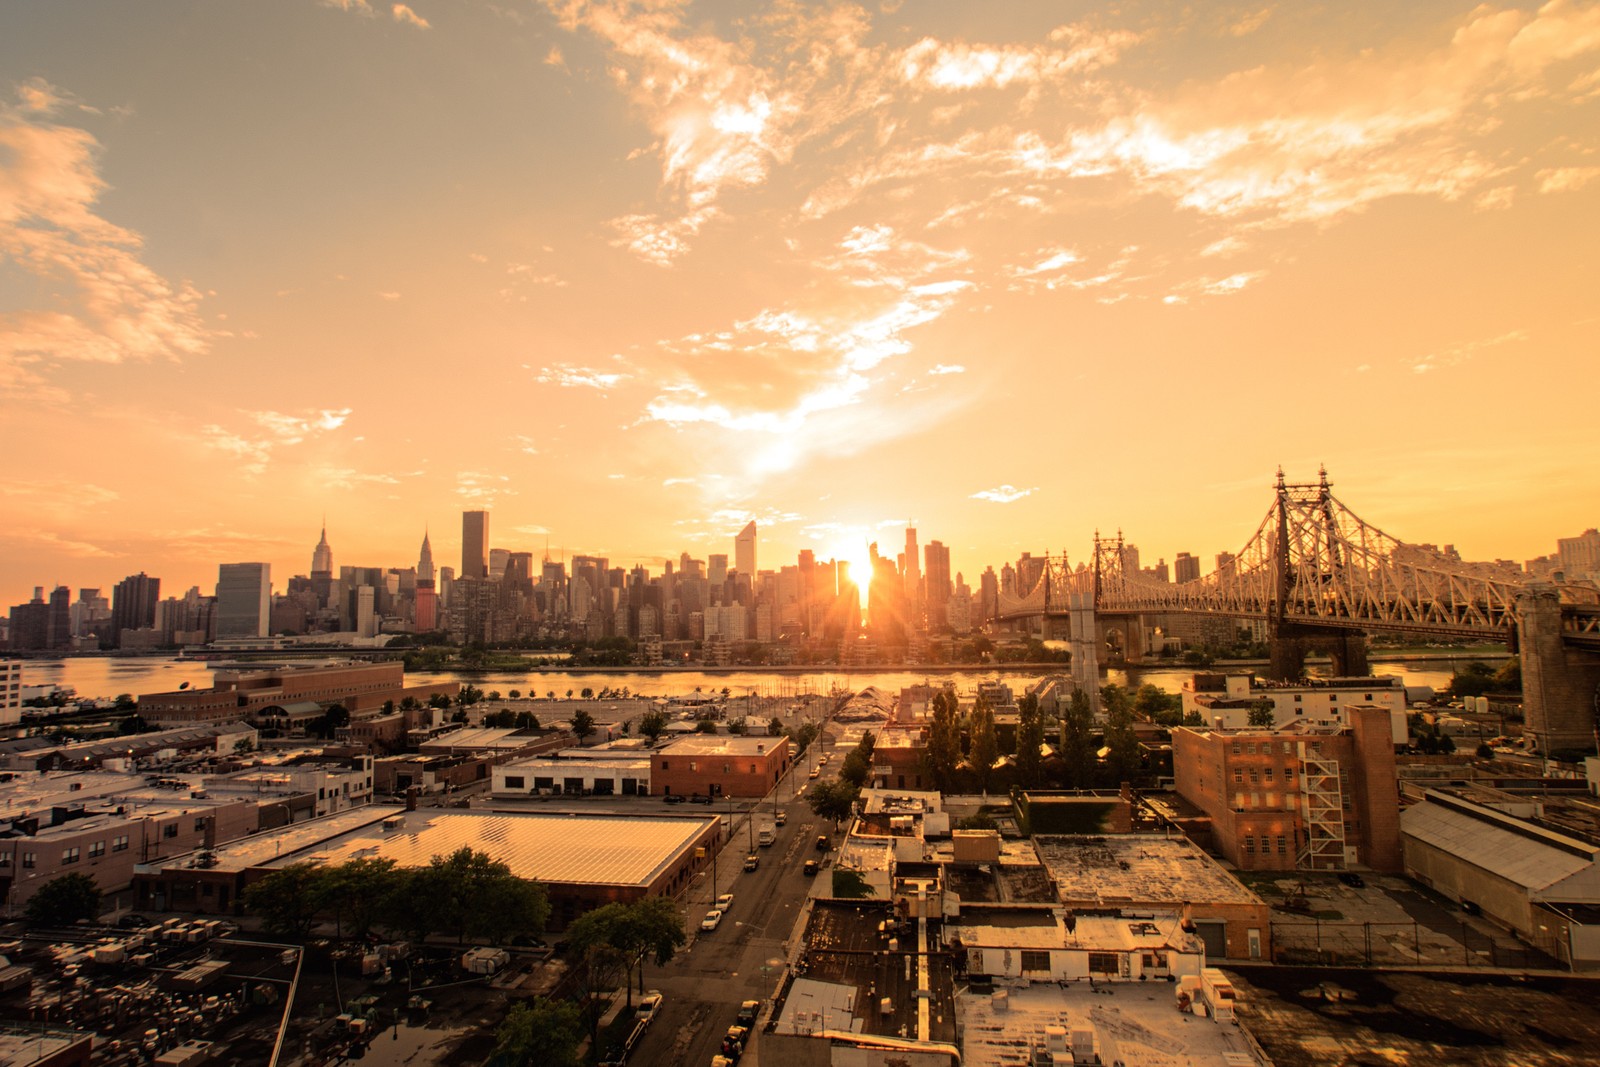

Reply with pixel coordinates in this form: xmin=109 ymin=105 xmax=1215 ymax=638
xmin=1519 ymin=585 xmax=1600 ymax=757
xmin=1069 ymin=594 xmax=1101 ymax=718
xmin=1267 ymin=624 xmax=1369 ymax=681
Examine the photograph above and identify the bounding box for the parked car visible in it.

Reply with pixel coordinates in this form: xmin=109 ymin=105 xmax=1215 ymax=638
xmin=803 ymin=859 xmax=819 ymax=876
xmin=815 ymin=835 xmax=831 ymax=852
xmin=775 ymin=809 xmax=787 ymax=825
xmin=736 ymin=1000 xmax=760 ymax=1027
xmin=701 ymin=909 xmax=724 ymax=931
xmin=808 ymin=767 xmax=821 ymax=780
xmin=638 ymin=991 xmax=663 ymax=1024
xmin=1338 ymin=872 xmax=1366 ymax=888
xmin=743 ymin=853 xmax=760 ymax=871
xmin=690 ymin=793 xmax=714 ymax=805
xmin=663 ymin=793 xmax=687 ymax=804
xmin=716 ymin=892 xmax=735 ymax=910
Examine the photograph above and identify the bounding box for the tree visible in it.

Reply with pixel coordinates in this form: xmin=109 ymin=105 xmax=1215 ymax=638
xmin=768 ymin=716 xmax=785 ymax=737
xmin=1061 ymin=689 xmax=1096 ymax=789
xmin=1448 ymin=661 xmax=1498 ymax=699
xmin=808 ymin=779 xmax=859 ymax=828
xmin=840 ymin=749 xmax=870 ymax=788
xmin=1133 ymin=684 xmax=1182 ymax=725
xmin=924 ymin=690 xmax=961 ymax=793
xmin=1104 ymin=691 xmax=1141 ymax=786
xmin=570 ymin=709 xmax=596 ymax=743
xmin=727 ymin=717 xmax=748 ymax=735
xmin=428 ymin=693 xmax=452 ymax=710
xmin=487 ymin=690 xmax=503 ymax=702
xmin=508 ymin=689 xmax=522 ymax=700
xmin=638 ymin=709 xmax=669 ymax=743
xmin=113 ymin=693 xmax=137 ymax=713
xmin=118 ymin=714 xmax=150 ymax=735
xmin=566 ymin=904 xmax=633 ymax=1049
xmin=694 ymin=719 xmax=717 ymax=734
xmin=458 ymin=684 xmax=486 ymax=708
xmin=316 ymin=857 xmax=398 ymax=940
xmin=1246 ymin=701 xmax=1276 ymax=728
xmin=492 ymin=998 xmax=582 ymax=1067
xmin=24 ymin=873 xmax=100 ymax=926
xmin=970 ymin=695 xmax=999 ymax=793
xmin=1015 ymin=693 xmax=1045 ymax=790
xmin=243 ymin=863 xmax=327 ymax=938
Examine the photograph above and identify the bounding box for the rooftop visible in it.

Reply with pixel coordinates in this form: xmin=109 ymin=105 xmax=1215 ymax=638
xmin=656 ymin=735 xmax=786 ymax=758
xmin=1034 ymin=835 xmax=1265 ymax=908
xmin=259 ymin=807 xmax=719 ymax=887
xmin=958 ymin=979 xmax=1268 ymax=1067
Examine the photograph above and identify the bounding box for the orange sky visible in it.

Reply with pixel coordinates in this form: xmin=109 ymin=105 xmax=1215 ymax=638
xmin=2 ymin=1 xmax=1597 ymax=605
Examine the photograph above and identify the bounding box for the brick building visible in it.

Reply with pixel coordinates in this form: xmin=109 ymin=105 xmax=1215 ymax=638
xmin=652 ymin=735 xmax=790 ymax=798
xmin=136 ymin=661 xmax=458 ymax=728
xmin=1172 ymin=704 xmax=1402 ymax=873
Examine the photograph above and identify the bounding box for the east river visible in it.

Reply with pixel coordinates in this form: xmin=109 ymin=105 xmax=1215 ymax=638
xmin=18 ymin=652 xmax=1510 ymax=703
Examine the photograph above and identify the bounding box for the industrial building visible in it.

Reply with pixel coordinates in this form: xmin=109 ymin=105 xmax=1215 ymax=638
xmin=651 ymin=734 xmax=791 ymax=798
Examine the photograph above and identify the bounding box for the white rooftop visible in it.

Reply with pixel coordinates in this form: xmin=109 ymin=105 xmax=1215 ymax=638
xmin=959 ymin=981 xmax=1269 ymax=1067
xmin=261 ymin=807 xmax=719 ymax=888
xmin=1403 ymin=791 xmax=1600 ymax=892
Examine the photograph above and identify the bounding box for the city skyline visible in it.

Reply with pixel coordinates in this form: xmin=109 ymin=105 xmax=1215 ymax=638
xmin=3 ymin=2 xmax=1598 ymax=607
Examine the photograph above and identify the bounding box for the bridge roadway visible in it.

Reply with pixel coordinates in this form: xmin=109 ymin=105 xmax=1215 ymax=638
xmin=625 ymin=739 xmax=835 ymax=1067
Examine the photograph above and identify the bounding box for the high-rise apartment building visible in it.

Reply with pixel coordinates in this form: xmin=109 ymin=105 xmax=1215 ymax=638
xmin=462 ymin=510 xmax=489 ymax=579
xmin=735 ymin=520 xmax=757 ymax=577
xmin=0 ymin=660 xmax=22 ymax=726
xmin=1557 ymin=529 xmax=1600 ymax=578
xmin=924 ymin=540 xmax=952 ymax=609
xmin=708 ymin=554 xmax=729 ymax=587
xmin=1174 ymin=552 xmax=1200 ymax=583
xmin=216 ymin=563 xmax=271 ymax=639
xmin=111 ymin=572 xmax=161 ymax=648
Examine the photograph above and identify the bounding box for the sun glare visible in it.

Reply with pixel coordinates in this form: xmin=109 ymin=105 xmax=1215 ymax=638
xmin=830 ymin=540 xmax=874 ymax=606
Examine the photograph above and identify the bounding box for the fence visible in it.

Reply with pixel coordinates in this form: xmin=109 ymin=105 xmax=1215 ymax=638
xmin=1270 ymin=919 xmax=1557 ymax=970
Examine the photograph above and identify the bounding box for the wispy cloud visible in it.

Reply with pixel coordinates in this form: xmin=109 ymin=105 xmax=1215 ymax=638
xmin=971 ymin=485 xmax=1037 ymax=504
xmin=534 ymin=363 xmax=629 ymax=389
xmin=456 ymin=470 xmax=513 ymax=506
xmin=1537 ymin=166 xmax=1600 ymax=194
xmin=324 ymin=0 xmax=429 ymax=28
xmin=391 ymin=4 xmax=429 ymax=30
xmin=0 ymin=80 xmax=211 ymax=398
xmin=1411 ymin=329 xmax=1529 ymax=375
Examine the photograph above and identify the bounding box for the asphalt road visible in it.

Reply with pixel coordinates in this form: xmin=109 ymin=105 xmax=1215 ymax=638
xmin=629 ymin=745 xmax=836 ymax=1067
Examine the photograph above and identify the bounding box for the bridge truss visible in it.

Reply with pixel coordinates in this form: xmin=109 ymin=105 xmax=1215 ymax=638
xmin=995 ymin=469 xmax=1597 ymax=641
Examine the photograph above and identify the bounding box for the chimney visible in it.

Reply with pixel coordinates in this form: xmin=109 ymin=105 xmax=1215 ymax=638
xmin=406 ymin=787 xmax=419 ymax=812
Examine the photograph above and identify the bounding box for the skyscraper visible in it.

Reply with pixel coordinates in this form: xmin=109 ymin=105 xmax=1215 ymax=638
xmin=462 ymin=510 xmax=489 ymax=579
xmin=904 ymin=527 xmax=920 ymax=610
xmin=924 ymin=540 xmax=952 ymax=610
xmin=111 ymin=572 xmax=161 ymax=648
xmin=415 ymin=530 xmax=438 ymax=632
xmin=708 ymin=554 xmax=729 ymax=587
xmin=311 ymin=523 xmax=333 ymax=575
xmin=1174 ymin=552 xmax=1200 ymax=583
xmin=735 ymin=520 xmax=757 ymax=577
xmin=216 ymin=563 xmax=271 ymax=639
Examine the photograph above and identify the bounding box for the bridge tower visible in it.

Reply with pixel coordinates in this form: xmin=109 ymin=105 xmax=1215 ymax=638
xmin=1264 ymin=468 xmax=1370 ymax=680
xmin=1519 ymin=585 xmax=1600 ymax=757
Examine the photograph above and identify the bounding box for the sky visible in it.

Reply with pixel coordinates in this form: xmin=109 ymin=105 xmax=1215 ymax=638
xmin=2 ymin=0 xmax=1598 ymax=607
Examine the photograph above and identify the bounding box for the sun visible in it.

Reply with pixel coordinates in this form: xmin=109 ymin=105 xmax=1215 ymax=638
xmin=829 ymin=538 xmax=875 ymax=607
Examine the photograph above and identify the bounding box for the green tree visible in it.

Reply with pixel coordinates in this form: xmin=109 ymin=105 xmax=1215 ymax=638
xmin=1182 ymin=710 xmax=1205 ymax=727
xmin=970 ymin=695 xmax=999 ymax=793
xmin=457 ymin=684 xmax=486 ymax=707
xmin=1133 ymin=683 xmax=1182 ymax=725
xmin=1104 ymin=690 xmax=1141 ymax=785
xmin=727 ymin=717 xmax=748 ymax=735
xmin=807 ymin=778 xmax=860 ymax=828
xmin=924 ymin=690 xmax=961 ymax=793
xmin=693 ymin=719 xmax=717 ymax=734
xmin=767 ymin=716 xmax=785 ymax=737
xmin=419 ymin=847 xmax=549 ymax=943
xmin=428 ymin=693 xmax=452 ymax=710
xmin=581 ymin=687 xmax=594 ymax=699
xmin=491 ymin=998 xmax=582 ymax=1067
xmin=118 ymin=714 xmax=150 ymax=735
xmin=508 ymin=689 xmax=522 ymax=700
xmin=24 ymin=873 xmax=101 ymax=926
xmin=638 ymin=709 xmax=669 ymax=743
xmin=1246 ymin=701 xmax=1276 ymax=728
xmin=317 ymin=857 xmax=398 ymax=940
xmin=1015 ymin=693 xmax=1045 ymax=790
xmin=1061 ymin=689 xmax=1096 ymax=789
xmin=243 ymin=863 xmax=327 ymax=938
xmin=1448 ymin=661 xmax=1498 ymax=699
xmin=570 ymin=709 xmax=596 ymax=743
xmin=566 ymin=904 xmax=633 ymax=1048
xmin=113 ymin=693 xmax=137 ymax=713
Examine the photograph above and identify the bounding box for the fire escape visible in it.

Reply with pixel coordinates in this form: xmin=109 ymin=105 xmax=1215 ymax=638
xmin=1297 ymin=741 xmax=1347 ymax=870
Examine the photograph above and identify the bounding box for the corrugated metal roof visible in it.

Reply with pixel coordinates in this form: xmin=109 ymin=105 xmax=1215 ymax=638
xmin=1402 ymin=800 xmax=1595 ymax=890
xmin=291 ymin=809 xmax=717 ymax=888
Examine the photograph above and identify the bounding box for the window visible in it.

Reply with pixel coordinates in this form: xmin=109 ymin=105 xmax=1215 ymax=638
xmin=113 ymin=834 xmax=129 ymax=852
xmin=1231 ymin=743 xmax=1241 ymax=754
xmin=1088 ymin=952 xmax=1119 ymax=975
xmin=1249 ymin=769 xmax=1259 ymax=784
xmin=1233 ymin=769 xmax=1243 ymax=784
xmin=22 ymin=852 xmax=36 ymax=868
xmin=1244 ymin=835 xmax=1255 ymax=854
xmin=89 ymin=840 xmax=105 ymax=858
xmin=1245 ymin=743 xmax=1255 ymax=755
xmin=164 ymin=824 xmax=178 ymax=839
xmin=1264 ymin=768 xmax=1274 ymax=782
xmin=0 ymin=853 xmax=9 ymax=868
xmin=505 ymin=776 xmax=525 ymax=789
xmin=689 ymin=762 xmax=698 ymax=772
xmin=195 ymin=817 xmax=206 ymax=832
xmin=1364 ymin=694 xmax=1373 ymax=701
xmin=1020 ymin=950 xmax=1051 ymax=973
xmin=723 ymin=763 xmax=731 ymax=774
xmin=1277 ymin=836 xmax=1288 ymax=854
xmin=1294 ymin=694 xmax=1302 ymax=703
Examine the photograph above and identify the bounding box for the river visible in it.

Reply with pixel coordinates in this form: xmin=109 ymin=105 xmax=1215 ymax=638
xmin=16 ymin=652 xmax=1507 ymax=703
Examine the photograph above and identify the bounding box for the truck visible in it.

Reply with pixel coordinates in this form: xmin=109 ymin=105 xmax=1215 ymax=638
xmin=757 ymin=821 xmax=776 ymax=848
xmin=462 ymin=947 xmax=511 ymax=975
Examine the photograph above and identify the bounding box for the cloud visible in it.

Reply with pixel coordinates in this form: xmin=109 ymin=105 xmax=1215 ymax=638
xmin=970 ymin=485 xmax=1037 ymax=504
xmin=510 ymin=434 xmax=540 ymax=455
xmin=928 ymin=363 xmax=964 ymax=375
xmin=535 ymin=363 xmax=629 ymax=389
xmin=250 ymin=408 xmax=352 ymax=444
xmin=1411 ymin=329 xmax=1529 ymax=375
xmin=197 ymin=408 xmax=353 ymax=475
xmin=0 ymin=479 xmax=120 ymax=515
xmin=1537 ymin=166 xmax=1600 ymax=193
xmin=310 ymin=466 xmax=401 ymax=491
xmin=323 ymin=0 xmax=374 ymax=12
xmin=456 ymin=470 xmax=514 ymax=506
xmin=377 ymin=291 xmax=401 ymax=301
xmin=391 ymin=4 xmax=429 ymax=29
xmin=2 ymin=528 xmax=120 ymax=558
xmin=514 ymin=524 xmax=551 ymax=536
xmin=0 ymin=82 xmax=212 ymax=398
